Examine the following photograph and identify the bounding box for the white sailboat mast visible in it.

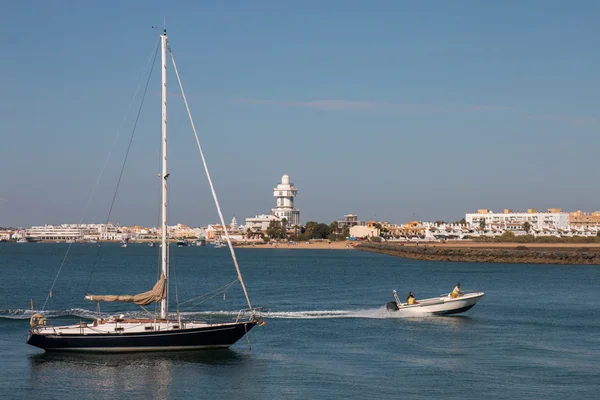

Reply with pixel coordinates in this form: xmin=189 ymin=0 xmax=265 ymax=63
xmin=160 ymin=29 xmax=169 ymax=320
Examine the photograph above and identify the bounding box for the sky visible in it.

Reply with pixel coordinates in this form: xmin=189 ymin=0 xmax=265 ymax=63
xmin=1 ymin=0 xmax=599 ymax=228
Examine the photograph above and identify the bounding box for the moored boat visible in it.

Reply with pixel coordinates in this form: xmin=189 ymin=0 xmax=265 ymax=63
xmin=27 ymin=28 xmax=263 ymax=353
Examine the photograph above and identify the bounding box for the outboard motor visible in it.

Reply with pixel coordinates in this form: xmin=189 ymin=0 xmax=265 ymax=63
xmin=386 ymin=301 xmax=399 ymax=311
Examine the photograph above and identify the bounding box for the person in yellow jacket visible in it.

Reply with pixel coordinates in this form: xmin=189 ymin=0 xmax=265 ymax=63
xmin=406 ymin=291 xmax=418 ymax=305
xmin=451 ymin=283 xmax=463 ymax=298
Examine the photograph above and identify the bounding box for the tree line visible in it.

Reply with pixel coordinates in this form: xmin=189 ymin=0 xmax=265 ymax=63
xmin=248 ymin=219 xmax=350 ymax=242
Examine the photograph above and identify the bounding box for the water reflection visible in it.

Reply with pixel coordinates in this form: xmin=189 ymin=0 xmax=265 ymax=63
xmin=399 ymin=314 xmax=477 ymax=329
xmin=28 ymin=350 xmax=262 ymax=400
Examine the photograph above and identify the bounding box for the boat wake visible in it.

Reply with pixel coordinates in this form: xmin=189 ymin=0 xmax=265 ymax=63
xmin=1 ymin=307 xmax=431 ymax=320
xmin=260 ymin=307 xmax=433 ymax=319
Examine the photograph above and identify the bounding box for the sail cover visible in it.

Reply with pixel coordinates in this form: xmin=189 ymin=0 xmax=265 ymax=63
xmin=86 ymin=274 xmax=166 ymax=306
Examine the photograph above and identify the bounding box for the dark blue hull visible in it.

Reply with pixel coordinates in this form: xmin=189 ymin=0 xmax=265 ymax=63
xmin=27 ymin=321 xmax=257 ymax=353
xmin=431 ymin=304 xmax=476 ymax=315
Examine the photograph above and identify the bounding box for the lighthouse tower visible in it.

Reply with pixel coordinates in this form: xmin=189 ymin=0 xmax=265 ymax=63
xmin=272 ymin=174 xmax=300 ymax=226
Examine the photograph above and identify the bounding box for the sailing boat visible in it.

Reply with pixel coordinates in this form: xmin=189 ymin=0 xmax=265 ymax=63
xmin=27 ymin=29 xmax=262 ymax=352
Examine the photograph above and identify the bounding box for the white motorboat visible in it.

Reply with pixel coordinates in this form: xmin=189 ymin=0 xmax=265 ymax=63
xmin=386 ymin=289 xmax=484 ymax=315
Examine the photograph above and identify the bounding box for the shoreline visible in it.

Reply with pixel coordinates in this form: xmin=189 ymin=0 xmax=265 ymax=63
xmin=355 ymin=242 xmax=600 ymax=265
xmin=3 ymin=240 xmax=356 ymax=250
xmin=234 ymin=241 xmax=354 ymax=250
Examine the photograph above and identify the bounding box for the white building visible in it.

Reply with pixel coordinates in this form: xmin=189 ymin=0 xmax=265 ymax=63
xmin=245 ymin=173 xmax=300 ymax=231
xmin=465 ymin=209 xmax=570 ymax=231
xmin=245 ymin=214 xmax=280 ymax=232
xmin=350 ymin=225 xmax=380 ymax=239
xmin=28 ymin=224 xmax=85 ymax=241
xmin=272 ymin=174 xmax=300 ymax=226
xmin=99 ymin=224 xmax=122 ymax=241
xmin=0 ymin=231 xmax=13 ymax=241
xmin=25 ymin=223 xmax=125 ymax=241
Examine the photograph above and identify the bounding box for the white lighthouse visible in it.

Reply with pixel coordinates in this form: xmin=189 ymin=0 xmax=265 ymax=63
xmin=272 ymin=174 xmax=300 ymax=226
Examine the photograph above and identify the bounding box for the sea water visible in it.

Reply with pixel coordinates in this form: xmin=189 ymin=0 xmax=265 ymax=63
xmin=1 ymin=243 xmax=599 ymax=399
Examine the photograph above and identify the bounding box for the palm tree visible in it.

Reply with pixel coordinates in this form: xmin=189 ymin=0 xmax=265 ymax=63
xmin=281 ymin=218 xmax=288 ymax=240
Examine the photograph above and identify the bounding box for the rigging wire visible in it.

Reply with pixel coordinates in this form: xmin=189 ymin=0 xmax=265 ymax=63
xmin=166 ymin=178 xmax=180 ymax=320
xmin=177 ymin=279 xmax=240 ymax=312
xmin=168 ymin=43 xmax=254 ymax=314
xmin=84 ymin=39 xmax=160 ymax=294
xmin=41 ymin=37 xmax=161 ymax=312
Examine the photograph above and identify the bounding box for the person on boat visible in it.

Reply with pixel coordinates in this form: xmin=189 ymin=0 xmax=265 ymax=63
xmin=406 ymin=292 xmax=418 ymax=305
xmin=451 ymin=283 xmax=463 ymax=298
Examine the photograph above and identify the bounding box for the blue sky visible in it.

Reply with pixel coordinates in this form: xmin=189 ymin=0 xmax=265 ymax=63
xmin=1 ymin=0 xmax=599 ymax=227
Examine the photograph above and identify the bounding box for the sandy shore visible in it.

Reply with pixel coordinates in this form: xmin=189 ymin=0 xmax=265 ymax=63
xmin=235 ymin=241 xmax=355 ymax=250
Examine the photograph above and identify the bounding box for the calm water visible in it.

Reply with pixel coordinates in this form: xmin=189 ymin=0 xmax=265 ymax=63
xmin=1 ymin=243 xmax=599 ymax=399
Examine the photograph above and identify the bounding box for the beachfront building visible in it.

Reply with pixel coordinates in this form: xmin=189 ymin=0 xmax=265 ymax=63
xmin=27 ymin=224 xmax=82 ymax=241
xmin=245 ymin=214 xmax=280 ymax=233
xmin=168 ymin=223 xmax=197 ymax=238
xmin=397 ymin=221 xmax=427 ymax=238
xmin=424 ymin=222 xmax=473 ymax=240
xmin=465 ymin=208 xmax=570 ymax=231
xmin=569 ymin=210 xmax=600 ymax=227
xmin=206 ymin=217 xmax=244 ymax=241
xmin=99 ymin=224 xmax=122 ymax=241
xmin=272 ymin=174 xmax=300 ymax=226
xmin=0 ymin=230 xmax=13 ymax=241
xmin=350 ymin=225 xmax=380 ymax=239
xmin=26 ymin=223 xmax=125 ymax=241
xmin=28 ymin=224 xmax=85 ymax=241
xmin=193 ymin=227 xmax=208 ymax=239
xmin=334 ymin=214 xmax=364 ymax=235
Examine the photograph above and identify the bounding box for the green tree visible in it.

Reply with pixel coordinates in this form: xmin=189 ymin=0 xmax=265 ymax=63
xmin=280 ymin=218 xmax=288 ymax=240
xmin=266 ymin=220 xmax=282 ymax=239
xmin=303 ymin=221 xmax=319 ymax=239
xmin=289 ymin=225 xmax=300 ymax=241
xmin=329 ymin=221 xmax=338 ymax=235
xmin=522 ymin=222 xmax=532 ymax=233
xmin=312 ymin=223 xmax=330 ymax=239
xmin=479 ymin=219 xmax=486 ymax=231
xmin=498 ymin=230 xmax=516 ymax=242
xmin=246 ymin=228 xmax=261 ymax=240
xmin=327 ymin=221 xmax=339 ymax=241
xmin=342 ymin=226 xmax=350 ymax=239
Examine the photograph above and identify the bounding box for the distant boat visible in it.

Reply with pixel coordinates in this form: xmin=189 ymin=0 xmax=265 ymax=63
xmin=27 ymin=29 xmax=261 ymax=353
xmin=148 ymin=242 xmax=155 ymax=247
xmin=176 ymin=238 xmax=188 ymax=247
xmin=15 ymin=228 xmax=29 ymax=243
xmin=213 ymin=240 xmax=225 ymax=248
